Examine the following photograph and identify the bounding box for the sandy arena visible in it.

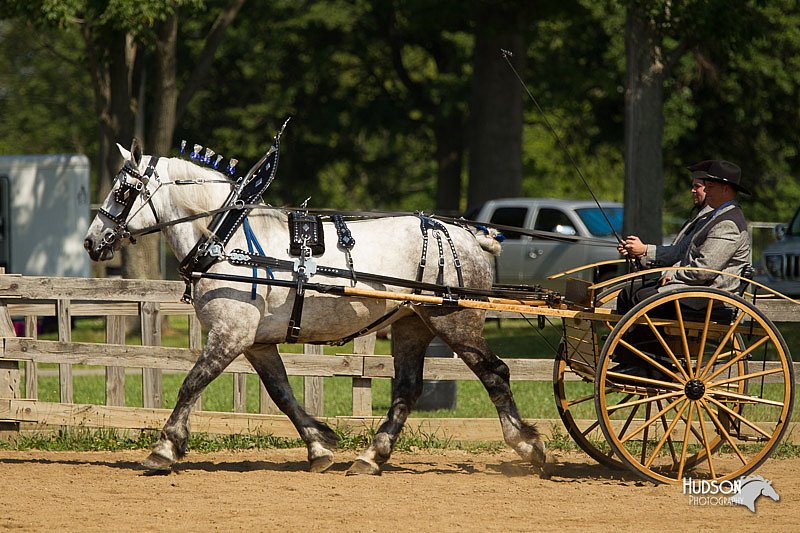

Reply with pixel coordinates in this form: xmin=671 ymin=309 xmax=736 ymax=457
xmin=0 ymin=448 xmax=796 ymax=531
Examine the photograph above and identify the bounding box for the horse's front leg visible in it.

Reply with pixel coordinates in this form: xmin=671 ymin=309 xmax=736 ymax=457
xmin=244 ymin=343 xmax=339 ymax=472
xmin=347 ymin=316 xmax=434 ymax=475
xmin=142 ymin=326 xmax=252 ymax=472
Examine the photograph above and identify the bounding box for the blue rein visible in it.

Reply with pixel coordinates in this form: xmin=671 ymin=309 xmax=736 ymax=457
xmin=243 ymin=216 xmax=273 ymax=299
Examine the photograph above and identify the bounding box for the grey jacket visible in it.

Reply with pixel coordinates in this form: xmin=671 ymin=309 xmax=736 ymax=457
xmin=641 ymin=202 xmax=750 ymax=306
xmin=643 ymin=204 xmax=714 ymax=264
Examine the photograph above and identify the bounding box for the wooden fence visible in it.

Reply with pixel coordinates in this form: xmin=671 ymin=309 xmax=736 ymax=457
xmin=1 ymin=273 xmax=798 ymax=443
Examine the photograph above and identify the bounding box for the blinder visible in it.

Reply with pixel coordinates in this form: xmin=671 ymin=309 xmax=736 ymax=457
xmin=97 ymin=157 xmax=161 ymax=249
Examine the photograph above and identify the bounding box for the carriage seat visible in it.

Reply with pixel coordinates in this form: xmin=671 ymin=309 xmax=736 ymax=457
xmin=676 ymin=264 xmax=754 ymax=325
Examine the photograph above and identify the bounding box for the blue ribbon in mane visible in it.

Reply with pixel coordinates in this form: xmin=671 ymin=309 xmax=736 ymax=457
xmin=243 ymin=216 xmax=273 ymax=300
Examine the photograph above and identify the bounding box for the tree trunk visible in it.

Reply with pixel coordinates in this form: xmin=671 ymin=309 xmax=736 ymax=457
xmin=434 ymin=110 xmax=465 ymax=215
xmin=623 ymin=5 xmax=666 ymax=244
xmin=467 ymin=13 xmax=526 ymax=209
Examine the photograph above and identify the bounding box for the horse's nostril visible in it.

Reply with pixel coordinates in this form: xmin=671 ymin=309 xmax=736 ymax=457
xmin=84 ymin=238 xmax=93 ymax=251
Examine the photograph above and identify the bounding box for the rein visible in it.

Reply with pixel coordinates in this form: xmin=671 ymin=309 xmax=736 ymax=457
xmin=128 ymin=203 xmax=618 ymax=248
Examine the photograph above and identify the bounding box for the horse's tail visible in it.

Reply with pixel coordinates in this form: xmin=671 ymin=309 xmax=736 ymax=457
xmin=467 ymin=225 xmax=502 ymax=256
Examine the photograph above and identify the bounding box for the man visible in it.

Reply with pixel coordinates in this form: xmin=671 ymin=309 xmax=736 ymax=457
xmin=616 ymin=159 xmax=751 ymax=313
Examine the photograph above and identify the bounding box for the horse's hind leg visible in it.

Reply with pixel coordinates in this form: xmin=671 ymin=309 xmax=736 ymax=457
xmin=244 ymin=343 xmax=339 ymax=472
xmin=142 ymin=327 xmax=250 ymax=472
xmin=420 ymin=308 xmax=546 ymax=472
xmin=347 ymin=315 xmax=434 ymax=475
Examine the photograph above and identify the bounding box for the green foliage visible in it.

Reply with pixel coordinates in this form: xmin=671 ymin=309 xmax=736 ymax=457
xmin=0 ymin=20 xmax=95 ymax=154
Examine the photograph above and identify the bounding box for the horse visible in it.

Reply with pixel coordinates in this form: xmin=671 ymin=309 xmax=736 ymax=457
xmin=730 ymin=475 xmax=780 ymax=512
xmin=83 ymin=139 xmax=546 ymax=476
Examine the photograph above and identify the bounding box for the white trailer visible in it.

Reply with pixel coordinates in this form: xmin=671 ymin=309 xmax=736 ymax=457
xmin=0 ymin=154 xmax=91 ymax=277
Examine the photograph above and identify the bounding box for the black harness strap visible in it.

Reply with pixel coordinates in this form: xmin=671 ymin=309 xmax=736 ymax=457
xmin=287 ymin=278 xmax=306 ymax=343
xmin=332 ymin=214 xmax=356 ymax=285
xmin=98 ymin=157 xmax=161 ymax=235
xmin=177 ymin=137 xmax=282 ymax=302
xmin=415 ymin=214 xmax=464 ymax=291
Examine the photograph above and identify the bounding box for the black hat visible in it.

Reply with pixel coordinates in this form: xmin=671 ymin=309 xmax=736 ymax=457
xmin=687 ymin=159 xmax=750 ymax=195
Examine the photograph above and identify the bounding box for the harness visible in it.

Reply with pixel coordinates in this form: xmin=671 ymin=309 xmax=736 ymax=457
xmin=177 ymin=125 xmax=285 ymax=303
xmin=97 ymin=157 xmax=161 ymax=248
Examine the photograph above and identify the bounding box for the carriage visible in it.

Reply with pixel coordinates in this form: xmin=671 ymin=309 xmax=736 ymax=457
xmin=83 ymin=123 xmax=795 ymax=484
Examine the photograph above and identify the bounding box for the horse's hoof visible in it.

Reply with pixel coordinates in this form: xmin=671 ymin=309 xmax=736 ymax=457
xmin=141 ymin=452 xmax=174 ymax=472
xmin=309 ymin=455 xmax=335 ymax=473
xmin=346 ymin=459 xmax=381 ymax=476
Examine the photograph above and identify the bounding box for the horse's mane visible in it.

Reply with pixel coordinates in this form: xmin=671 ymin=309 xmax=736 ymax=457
xmin=165 ymin=158 xmax=233 ymax=214
xmin=163 ymin=157 xmax=287 ymax=234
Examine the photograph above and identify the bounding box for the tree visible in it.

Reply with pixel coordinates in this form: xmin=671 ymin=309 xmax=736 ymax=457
xmin=467 ymin=1 xmax=530 ymax=209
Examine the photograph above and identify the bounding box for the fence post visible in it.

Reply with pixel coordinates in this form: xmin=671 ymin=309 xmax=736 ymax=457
xmin=24 ymin=315 xmax=37 ymax=399
xmin=189 ymin=314 xmax=203 ymax=411
xmin=352 ymin=334 xmax=375 ymax=416
xmin=303 ymin=344 xmax=324 ymax=416
xmin=0 ymin=295 xmax=20 ymax=442
xmin=140 ymin=302 xmax=162 ymax=408
xmin=106 ymin=316 xmax=126 ymax=406
xmin=57 ymin=299 xmax=73 ymax=403
xmin=233 ymin=373 xmax=247 ymax=413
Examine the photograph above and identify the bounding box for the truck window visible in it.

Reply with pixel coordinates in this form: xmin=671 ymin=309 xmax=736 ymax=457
xmin=490 ymin=207 xmax=528 ymax=240
xmin=575 ymin=207 xmax=623 ymax=237
xmin=534 ymin=208 xmax=572 ymax=233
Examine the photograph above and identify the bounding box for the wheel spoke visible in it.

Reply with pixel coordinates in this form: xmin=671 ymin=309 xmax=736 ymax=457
xmin=695 ymin=405 xmax=717 ymax=479
xmin=656 ymin=399 xmax=678 ymax=466
xmin=643 ymin=399 xmax=688 ymax=467
xmin=673 ymin=301 xmax=694 ymax=378
xmin=606 ymin=390 xmax=684 ymax=412
xmin=606 ymin=370 xmax=683 ymax=390
xmin=674 ymin=399 xmax=708 ymax=445
xmin=677 ymin=401 xmax=695 ymax=479
xmin=620 ymin=396 xmax=683 ymax=444
xmin=643 ymin=313 xmax=690 ymax=381
xmin=617 ymin=399 xmax=641 ymax=439
xmin=698 ymin=313 xmax=746 ymax=380
xmin=707 ymin=389 xmax=785 ymax=408
xmin=701 ymin=398 xmax=747 ymax=465
xmin=708 ymin=367 xmax=785 ymax=389
xmin=706 ymin=396 xmax=775 ymax=439
xmin=581 ymin=419 xmax=601 ymax=438
xmin=616 ymin=339 xmax=684 ymax=383
xmin=694 ymin=300 xmax=715 ymax=375
xmin=566 ymin=393 xmax=595 ymax=408
xmin=703 ymin=335 xmax=770 ymax=383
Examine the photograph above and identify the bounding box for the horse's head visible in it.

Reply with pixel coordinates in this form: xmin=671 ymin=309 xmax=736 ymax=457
xmin=761 ymin=480 xmax=780 ymax=502
xmin=84 ymin=139 xmax=161 ymax=261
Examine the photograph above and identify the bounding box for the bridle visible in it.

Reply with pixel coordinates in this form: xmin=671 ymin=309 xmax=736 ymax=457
xmin=97 ymin=156 xmax=161 ymax=251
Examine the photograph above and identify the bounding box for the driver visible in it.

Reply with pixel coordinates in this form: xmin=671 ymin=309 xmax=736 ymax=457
xmin=616 ymin=159 xmax=751 ymax=314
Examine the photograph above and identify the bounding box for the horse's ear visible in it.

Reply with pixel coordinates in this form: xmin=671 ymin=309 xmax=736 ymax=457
xmin=130 ymin=138 xmax=143 ymax=166
xmin=116 ymin=142 xmax=132 ymax=161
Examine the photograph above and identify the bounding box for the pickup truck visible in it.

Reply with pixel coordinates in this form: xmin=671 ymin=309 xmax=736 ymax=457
xmin=756 ymin=205 xmax=800 ymax=296
xmin=467 ymin=198 xmax=624 ymax=289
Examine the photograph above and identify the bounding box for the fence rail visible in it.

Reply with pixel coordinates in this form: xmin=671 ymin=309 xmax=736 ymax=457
xmin=1 ymin=273 xmax=798 ymax=443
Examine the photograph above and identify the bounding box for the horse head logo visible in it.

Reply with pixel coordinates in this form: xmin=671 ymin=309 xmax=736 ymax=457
xmin=730 ymin=475 xmax=780 ymax=513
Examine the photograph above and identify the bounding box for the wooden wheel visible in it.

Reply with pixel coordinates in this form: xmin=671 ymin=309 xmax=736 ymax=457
xmin=554 ymin=331 xmax=624 ymax=469
xmin=595 ymin=287 xmax=794 ymax=484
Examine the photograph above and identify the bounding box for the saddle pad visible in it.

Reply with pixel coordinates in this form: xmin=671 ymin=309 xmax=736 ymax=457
xmin=288 ymin=212 xmax=325 ymax=256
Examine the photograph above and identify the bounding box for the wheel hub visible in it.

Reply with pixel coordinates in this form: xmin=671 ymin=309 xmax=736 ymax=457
xmin=684 ymin=378 xmax=706 ymax=400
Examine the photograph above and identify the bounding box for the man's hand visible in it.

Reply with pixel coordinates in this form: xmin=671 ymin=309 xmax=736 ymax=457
xmin=617 ymin=236 xmax=647 ymax=258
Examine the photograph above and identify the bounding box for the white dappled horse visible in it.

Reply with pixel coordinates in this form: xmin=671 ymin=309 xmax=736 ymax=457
xmin=83 ymin=139 xmax=546 ymax=475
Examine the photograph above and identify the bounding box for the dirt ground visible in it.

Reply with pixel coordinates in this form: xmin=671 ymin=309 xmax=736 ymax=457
xmin=0 ymin=447 xmax=796 ymax=532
